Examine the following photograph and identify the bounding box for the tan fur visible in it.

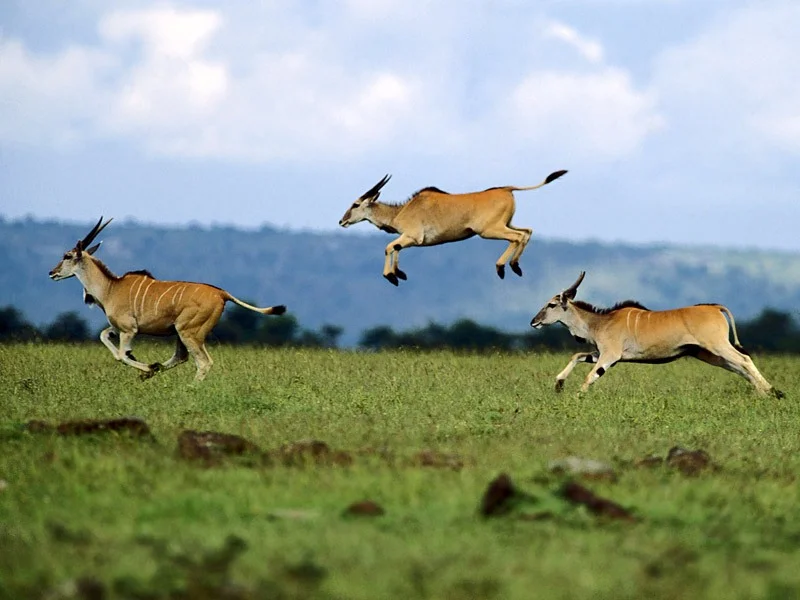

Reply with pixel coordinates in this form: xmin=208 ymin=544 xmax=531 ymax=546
xmin=339 ymin=170 xmax=567 ymax=285
xmin=49 ymin=218 xmax=285 ymax=381
xmin=530 ymin=272 xmax=781 ymax=396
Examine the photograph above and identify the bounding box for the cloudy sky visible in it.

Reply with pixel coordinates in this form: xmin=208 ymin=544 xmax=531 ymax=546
xmin=1 ymin=0 xmax=798 ymax=250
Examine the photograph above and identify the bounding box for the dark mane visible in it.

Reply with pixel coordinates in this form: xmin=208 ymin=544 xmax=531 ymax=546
xmin=384 ymin=186 xmax=451 ymax=208
xmin=572 ymin=299 xmax=649 ymax=314
xmin=124 ymin=269 xmax=155 ymax=278
xmin=92 ymin=259 xmax=119 ymax=280
xmin=409 ymin=186 xmax=449 ymax=201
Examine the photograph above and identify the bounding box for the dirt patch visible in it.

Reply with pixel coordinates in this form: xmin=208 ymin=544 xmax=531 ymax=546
xmin=560 ymin=481 xmax=637 ymax=522
xmin=177 ymin=430 xmax=263 ymax=466
xmin=666 ymin=447 xmax=714 ymax=476
xmin=634 ymin=455 xmax=664 ymax=469
xmin=274 ymin=439 xmax=353 ymax=467
xmin=410 ymin=449 xmax=466 ymax=471
xmin=480 ymin=473 xmax=520 ymax=517
xmin=343 ymin=500 xmax=385 ymax=517
xmin=26 ymin=417 xmax=152 ymax=438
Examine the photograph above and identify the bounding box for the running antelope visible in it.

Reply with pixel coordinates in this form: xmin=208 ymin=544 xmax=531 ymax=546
xmin=530 ymin=272 xmax=783 ymax=397
xmin=48 ymin=217 xmax=287 ymax=381
xmin=339 ymin=170 xmax=567 ymax=285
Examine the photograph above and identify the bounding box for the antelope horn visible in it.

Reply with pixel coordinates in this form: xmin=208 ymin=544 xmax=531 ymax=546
xmin=78 ymin=216 xmax=113 ymax=250
xmin=563 ymin=271 xmax=586 ymax=298
xmin=359 ymin=174 xmax=392 ymax=200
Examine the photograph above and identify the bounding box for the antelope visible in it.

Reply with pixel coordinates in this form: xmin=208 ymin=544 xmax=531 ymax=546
xmin=48 ymin=217 xmax=287 ymax=381
xmin=530 ymin=272 xmax=783 ymax=397
xmin=339 ymin=170 xmax=567 ymax=285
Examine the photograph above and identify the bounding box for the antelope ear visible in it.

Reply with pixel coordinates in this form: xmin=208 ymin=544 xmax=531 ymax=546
xmin=86 ymin=242 xmax=102 ymax=255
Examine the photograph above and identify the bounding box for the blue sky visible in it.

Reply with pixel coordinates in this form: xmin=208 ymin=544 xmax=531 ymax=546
xmin=1 ymin=0 xmax=798 ymax=250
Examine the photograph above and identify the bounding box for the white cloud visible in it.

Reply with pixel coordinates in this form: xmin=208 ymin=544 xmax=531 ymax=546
xmin=543 ymin=21 xmax=604 ymax=63
xmin=503 ymin=68 xmax=663 ymax=160
xmin=653 ymin=2 xmax=800 ymax=156
xmin=99 ymin=8 xmax=222 ymax=59
xmin=0 ymin=39 xmax=113 ymax=147
xmin=0 ymin=3 xmax=661 ymax=164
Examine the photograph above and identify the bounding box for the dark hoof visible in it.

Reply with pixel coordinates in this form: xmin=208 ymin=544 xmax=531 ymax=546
xmin=395 ymin=269 xmax=407 ymax=281
xmin=384 ymin=273 xmax=399 ymax=286
xmin=148 ymin=362 xmax=163 ymax=373
xmin=496 ymin=265 xmax=505 ymax=279
xmin=772 ymin=388 xmax=785 ymax=399
xmin=139 ymin=370 xmax=156 ymax=381
xmin=555 ymin=379 xmax=564 ymax=393
xmin=510 ymin=262 xmax=523 ymax=277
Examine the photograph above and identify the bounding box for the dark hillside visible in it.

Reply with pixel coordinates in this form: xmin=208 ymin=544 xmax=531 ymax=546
xmin=2 ymin=217 xmax=800 ymax=344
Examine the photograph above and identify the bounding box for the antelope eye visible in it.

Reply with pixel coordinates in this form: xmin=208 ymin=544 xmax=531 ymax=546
xmin=548 ymin=302 xmax=557 ymax=308
xmin=63 ymin=253 xmax=71 ymax=260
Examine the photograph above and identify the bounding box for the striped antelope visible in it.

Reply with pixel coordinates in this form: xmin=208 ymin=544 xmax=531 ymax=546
xmin=48 ymin=217 xmax=287 ymax=381
xmin=339 ymin=170 xmax=567 ymax=285
xmin=530 ymin=272 xmax=783 ymax=397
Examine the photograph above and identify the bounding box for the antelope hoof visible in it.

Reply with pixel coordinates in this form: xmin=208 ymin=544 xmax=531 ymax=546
xmin=395 ymin=269 xmax=407 ymax=281
xmin=384 ymin=272 xmax=399 ymax=286
xmin=510 ymin=262 xmax=523 ymax=277
xmin=149 ymin=362 xmax=163 ymax=373
xmin=496 ymin=264 xmax=505 ymax=279
xmin=555 ymin=379 xmax=565 ymax=393
xmin=139 ymin=369 xmax=157 ymax=381
xmin=772 ymin=388 xmax=786 ymax=399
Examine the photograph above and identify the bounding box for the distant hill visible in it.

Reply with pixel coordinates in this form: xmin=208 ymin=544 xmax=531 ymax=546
xmin=2 ymin=217 xmax=800 ymax=344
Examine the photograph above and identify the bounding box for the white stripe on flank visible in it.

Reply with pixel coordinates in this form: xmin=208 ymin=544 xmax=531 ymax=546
xmin=139 ymin=280 xmax=156 ymax=317
xmin=132 ymin=278 xmax=147 ymax=319
xmin=171 ymin=284 xmax=182 ymax=307
xmin=155 ymin=283 xmax=178 ymax=313
xmin=177 ymin=284 xmax=187 ymax=306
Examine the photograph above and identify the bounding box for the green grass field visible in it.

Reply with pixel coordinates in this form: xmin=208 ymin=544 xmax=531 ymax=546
xmin=2 ymin=343 xmax=799 ymax=599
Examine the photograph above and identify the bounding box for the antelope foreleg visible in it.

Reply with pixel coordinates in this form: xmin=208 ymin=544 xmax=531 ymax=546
xmin=555 ymin=351 xmax=598 ymax=392
xmin=99 ymin=327 xmax=120 ymax=359
xmin=580 ymin=353 xmax=619 ymax=393
xmin=383 ymin=234 xmax=417 ymax=285
xmin=115 ymin=330 xmax=154 ymax=375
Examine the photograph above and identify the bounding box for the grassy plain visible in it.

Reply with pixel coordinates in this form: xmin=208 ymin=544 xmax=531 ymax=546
xmin=1 ymin=343 xmax=799 ymax=599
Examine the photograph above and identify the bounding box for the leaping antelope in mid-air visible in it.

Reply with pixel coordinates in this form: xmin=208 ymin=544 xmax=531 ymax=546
xmin=49 ymin=217 xmax=287 ymax=381
xmin=530 ymin=272 xmax=783 ymax=397
xmin=339 ymin=169 xmax=567 ymax=285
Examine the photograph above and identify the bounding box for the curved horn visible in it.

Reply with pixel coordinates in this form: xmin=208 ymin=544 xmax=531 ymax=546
xmin=78 ymin=216 xmax=113 ymax=250
xmin=563 ymin=271 xmax=585 ymax=298
xmin=359 ymin=174 xmax=391 ymax=200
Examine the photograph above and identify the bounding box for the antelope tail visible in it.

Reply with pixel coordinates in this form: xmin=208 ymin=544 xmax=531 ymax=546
xmin=719 ymin=306 xmax=749 ymax=355
xmin=225 ymin=292 xmax=287 ymax=315
xmin=506 ymin=169 xmax=568 ymax=192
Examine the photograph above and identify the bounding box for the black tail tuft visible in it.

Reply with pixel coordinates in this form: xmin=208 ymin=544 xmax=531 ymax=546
xmin=545 ymin=169 xmax=568 ymax=184
xmin=734 ymin=343 xmax=750 ymax=356
xmin=272 ymin=305 xmax=287 ymax=316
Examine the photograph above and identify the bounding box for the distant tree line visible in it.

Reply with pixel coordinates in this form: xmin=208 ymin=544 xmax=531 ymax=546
xmin=2 ymin=305 xmax=800 ymax=353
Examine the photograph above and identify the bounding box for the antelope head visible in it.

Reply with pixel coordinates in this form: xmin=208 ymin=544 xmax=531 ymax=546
xmin=49 ymin=216 xmax=112 ymax=280
xmin=339 ymin=174 xmax=391 ymax=228
xmin=530 ymin=271 xmax=585 ymax=328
